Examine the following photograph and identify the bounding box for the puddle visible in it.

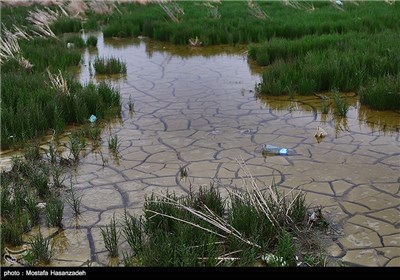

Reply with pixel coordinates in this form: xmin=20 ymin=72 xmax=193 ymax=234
xmin=1 ymin=32 xmax=399 ymax=267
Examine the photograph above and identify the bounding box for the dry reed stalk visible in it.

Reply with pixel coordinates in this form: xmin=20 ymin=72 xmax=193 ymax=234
xmin=159 ymin=2 xmax=184 ymax=23
xmin=235 ymin=157 xmax=304 ymax=229
xmin=47 ymin=69 xmax=70 ymax=95
xmin=0 ymin=25 xmax=33 ymax=68
xmin=27 ymin=7 xmax=60 ymax=39
xmin=247 ymin=0 xmax=268 ymax=20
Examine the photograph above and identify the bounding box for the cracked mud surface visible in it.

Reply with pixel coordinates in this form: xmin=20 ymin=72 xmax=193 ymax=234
xmin=2 ymin=33 xmax=399 ymax=267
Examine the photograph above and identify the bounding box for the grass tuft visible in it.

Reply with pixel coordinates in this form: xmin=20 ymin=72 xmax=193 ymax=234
xmin=94 ymin=57 xmax=127 ymax=75
xmin=101 ymin=215 xmax=120 ymax=257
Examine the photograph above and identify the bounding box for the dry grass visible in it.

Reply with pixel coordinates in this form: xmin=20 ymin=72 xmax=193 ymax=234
xmin=0 ymin=25 xmax=33 ymax=68
xmin=47 ymin=69 xmax=70 ymax=95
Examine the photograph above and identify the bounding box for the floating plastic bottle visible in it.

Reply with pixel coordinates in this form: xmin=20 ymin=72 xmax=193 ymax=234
xmin=262 ymin=144 xmax=294 ymax=156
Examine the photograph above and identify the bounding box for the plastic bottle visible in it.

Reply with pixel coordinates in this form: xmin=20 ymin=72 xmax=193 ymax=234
xmin=262 ymin=144 xmax=294 ymax=156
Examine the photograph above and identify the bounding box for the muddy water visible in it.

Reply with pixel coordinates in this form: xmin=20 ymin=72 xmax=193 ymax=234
xmin=3 ymin=33 xmax=399 ymax=267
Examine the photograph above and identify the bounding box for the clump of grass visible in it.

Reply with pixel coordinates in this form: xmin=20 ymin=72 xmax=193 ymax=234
xmin=50 ymin=17 xmax=82 ymax=35
xmin=64 ymin=35 xmax=85 ymax=48
xmin=45 ymin=196 xmax=64 ymax=227
xmin=24 ymin=144 xmax=41 ymax=162
xmin=25 ymin=193 xmax=40 ymax=226
xmin=94 ymin=57 xmax=127 ymax=75
xmin=1 ymin=34 xmax=121 ymax=150
xmin=65 ymin=182 xmax=83 ymax=217
xmin=47 ymin=139 xmax=60 ymax=164
xmin=179 ymin=166 xmax=188 ymax=180
xmin=273 ymin=230 xmax=296 ymax=267
xmin=124 ymin=161 xmax=319 ymax=267
xmin=1 ymin=220 xmax=24 ymax=246
xmin=321 ymin=99 xmax=330 ymax=114
xmin=332 ymin=89 xmax=348 ymax=117
xmin=108 ymin=134 xmax=121 ymax=155
xmin=122 ymin=211 xmax=143 ymax=257
xmin=50 ymin=164 xmax=65 ymax=188
xmin=86 ymin=35 xmax=98 ymax=47
xmin=101 ymin=215 xmax=120 ymax=257
xmin=28 ymin=231 xmax=52 ymax=265
xmin=68 ymin=130 xmax=86 ymax=162
xmin=84 ymin=124 xmax=102 ymax=147
xmin=359 ymin=73 xmax=400 ymax=110
xmin=30 ymin=166 xmax=50 ymax=198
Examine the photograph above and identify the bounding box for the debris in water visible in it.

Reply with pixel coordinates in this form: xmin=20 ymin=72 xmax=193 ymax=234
xmin=89 ymin=114 xmax=97 ymax=123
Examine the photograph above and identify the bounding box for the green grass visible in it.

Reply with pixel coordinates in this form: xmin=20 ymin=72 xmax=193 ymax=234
xmin=112 ymin=178 xmax=323 ymax=267
xmin=86 ymin=35 xmax=98 ymax=47
xmin=98 ymin=1 xmax=399 ymax=45
xmin=101 ymin=215 xmax=120 ymax=257
xmin=69 ymin=130 xmax=87 ymax=162
xmin=359 ymin=73 xmax=400 ymax=110
xmin=28 ymin=231 xmax=52 ymax=265
xmin=252 ymin=29 xmax=400 ymax=109
xmin=94 ymin=57 xmax=127 ymax=75
xmin=1 ymin=9 xmax=121 ymax=150
xmin=1 ymin=68 xmax=121 ymax=149
xmin=64 ymin=35 xmax=86 ymax=48
xmin=332 ymin=89 xmax=349 ymax=117
xmin=108 ymin=134 xmax=121 ymax=155
xmin=45 ymin=196 xmax=64 ymax=227
xmin=65 ymin=183 xmax=83 ymax=217
xmin=50 ymin=17 xmax=82 ymax=35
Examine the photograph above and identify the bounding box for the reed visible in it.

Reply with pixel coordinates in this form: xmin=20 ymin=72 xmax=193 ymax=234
xmin=94 ymin=56 xmax=127 ymax=75
xmin=28 ymin=230 xmax=52 ymax=265
xmin=101 ymin=215 xmax=120 ymax=257
xmin=99 ymin=1 xmax=399 ymax=46
xmin=86 ymin=35 xmax=98 ymax=47
xmin=359 ymin=74 xmax=400 ymax=110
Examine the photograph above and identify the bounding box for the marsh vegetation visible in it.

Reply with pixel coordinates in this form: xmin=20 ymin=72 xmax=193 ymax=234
xmin=1 ymin=0 xmax=398 ymax=267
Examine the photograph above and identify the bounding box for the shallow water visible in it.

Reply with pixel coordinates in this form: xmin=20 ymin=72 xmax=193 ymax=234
xmin=2 ymin=32 xmax=399 ymax=267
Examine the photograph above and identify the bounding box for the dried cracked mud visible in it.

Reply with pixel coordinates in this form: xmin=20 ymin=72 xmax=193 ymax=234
xmin=2 ymin=33 xmax=399 ymax=267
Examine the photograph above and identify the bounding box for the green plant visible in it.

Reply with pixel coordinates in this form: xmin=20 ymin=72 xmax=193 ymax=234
xmin=45 ymin=196 xmax=64 ymax=227
xmin=321 ymin=100 xmax=330 ymax=114
xmin=122 ymin=251 xmax=135 ymax=267
xmin=64 ymin=35 xmax=85 ymax=48
xmin=359 ymin=73 xmax=400 ymax=110
xmin=1 ymin=219 xmax=23 ymax=246
xmin=28 ymin=231 xmax=52 ymax=265
xmin=69 ymin=131 xmax=86 ymax=162
xmin=101 ymin=215 xmax=120 ymax=257
xmin=273 ymin=230 xmax=296 ymax=266
xmin=303 ymin=252 xmax=327 ymax=267
xmin=108 ymin=134 xmax=121 ymax=155
xmin=179 ymin=166 xmax=188 ymax=180
xmin=50 ymin=165 xmax=65 ymax=188
xmin=86 ymin=35 xmax=98 ymax=47
xmin=25 ymin=193 xmax=40 ymax=226
xmin=24 ymin=144 xmax=41 ymax=162
xmin=65 ymin=182 xmax=83 ymax=216
xmin=47 ymin=139 xmax=60 ymax=164
xmin=30 ymin=167 xmax=50 ymax=198
xmin=94 ymin=56 xmax=127 ymax=75
xmin=123 ymin=211 xmax=143 ymax=256
xmin=332 ymin=89 xmax=348 ymax=117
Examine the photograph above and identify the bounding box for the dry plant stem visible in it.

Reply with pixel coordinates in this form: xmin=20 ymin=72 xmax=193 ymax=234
xmin=146 ymin=209 xmax=226 ymax=240
xmin=47 ymin=69 xmax=70 ymax=95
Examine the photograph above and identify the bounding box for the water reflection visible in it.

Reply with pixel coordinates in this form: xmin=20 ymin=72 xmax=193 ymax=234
xmin=256 ymin=93 xmax=400 ymax=136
